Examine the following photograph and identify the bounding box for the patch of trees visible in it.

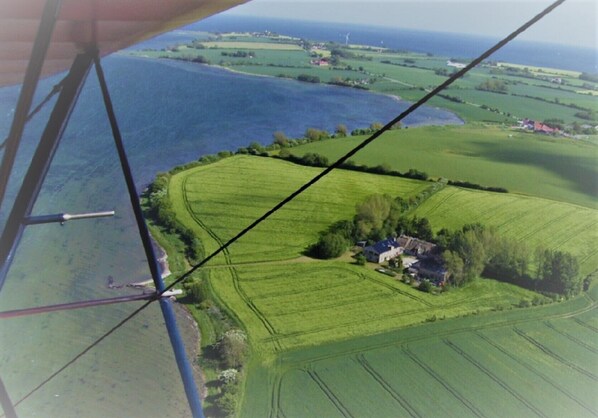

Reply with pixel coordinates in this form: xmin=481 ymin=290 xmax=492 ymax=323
xmin=447 ymin=180 xmax=508 ymax=193
xmin=143 ymin=173 xmax=203 ymax=263
xmin=297 ymin=74 xmax=321 ymax=83
xmin=308 ymin=194 xmax=434 ymax=259
xmin=438 ymin=93 xmax=465 ymax=103
xmin=438 ymin=223 xmax=582 ymax=296
xmin=277 ymin=150 xmax=434 ymax=182
xmin=579 ymin=72 xmax=598 ymax=83
xmin=221 ymin=50 xmax=255 ymax=58
xmin=167 ymin=55 xmax=211 ymax=65
xmin=434 ymin=68 xmax=455 ymax=77
xmin=476 ymin=79 xmax=508 ymax=94
xmin=574 ymin=110 xmax=596 ymax=121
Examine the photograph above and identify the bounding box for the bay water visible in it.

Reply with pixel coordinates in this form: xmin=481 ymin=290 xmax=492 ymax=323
xmin=0 ymin=47 xmax=460 ymax=416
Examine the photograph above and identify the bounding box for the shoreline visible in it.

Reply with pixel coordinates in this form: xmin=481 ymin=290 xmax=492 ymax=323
xmin=127 ymin=54 xmax=465 ymax=127
xmin=151 ymin=235 xmax=172 ymax=279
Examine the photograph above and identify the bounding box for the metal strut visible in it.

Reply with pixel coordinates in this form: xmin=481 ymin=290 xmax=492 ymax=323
xmin=0 ymin=52 xmax=94 ymax=293
xmin=93 ymin=53 xmax=205 ymax=418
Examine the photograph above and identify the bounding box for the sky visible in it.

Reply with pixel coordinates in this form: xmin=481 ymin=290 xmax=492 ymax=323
xmin=226 ymin=0 xmax=597 ymax=49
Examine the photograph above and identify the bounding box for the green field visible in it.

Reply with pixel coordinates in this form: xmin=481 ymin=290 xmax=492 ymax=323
xmin=415 ymin=187 xmax=598 ymax=276
xmin=163 ymin=155 xmax=598 ymax=416
xmin=285 ymin=124 xmax=598 ymax=208
xmin=167 ymin=156 xmax=597 ymax=347
xmin=242 ymin=286 xmax=598 ymax=417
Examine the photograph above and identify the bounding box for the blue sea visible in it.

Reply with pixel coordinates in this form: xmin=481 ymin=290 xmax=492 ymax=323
xmin=0 ymin=15 xmax=593 ymax=417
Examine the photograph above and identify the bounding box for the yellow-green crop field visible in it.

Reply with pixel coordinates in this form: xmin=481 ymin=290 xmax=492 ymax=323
xmin=166 ymin=155 xmax=598 ymax=417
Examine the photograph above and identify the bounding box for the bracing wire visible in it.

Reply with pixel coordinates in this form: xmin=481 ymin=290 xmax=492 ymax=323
xmin=4 ymin=0 xmax=565 ymax=413
xmin=0 ymin=77 xmax=66 ymax=150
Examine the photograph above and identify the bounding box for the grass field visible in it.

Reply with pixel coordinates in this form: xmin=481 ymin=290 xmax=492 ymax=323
xmin=414 ymin=187 xmax=598 ymax=276
xmin=167 ymin=156 xmax=597 ymax=352
xmin=285 ymin=124 xmax=598 ymax=209
xmin=241 ymin=286 xmax=598 ymax=417
xmin=163 ymin=155 xmax=598 ymax=417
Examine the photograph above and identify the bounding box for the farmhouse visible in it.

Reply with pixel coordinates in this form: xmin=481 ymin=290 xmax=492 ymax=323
xmin=396 ymin=235 xmax=438 ymax=259
xmin=519 ymin=118 xmax=560 ymax=135
xmin=366 ymin=235 xmax=447 ymax=284
xmin=310 ymin=58 xmax=329 ymax=66
xmin=447 ymin=60 xmax=466 ymax=69
xmin=363 ymin=238 xmax=403 ymax=263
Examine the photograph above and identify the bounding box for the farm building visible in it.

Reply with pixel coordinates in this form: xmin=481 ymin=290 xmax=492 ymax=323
xmin=363 ymin=238 xmax=403 ymax=263
xmin=396 ymin=235 xmax=438 ymax=259
xmin=409 ymin=260 xmax=449 ymax=285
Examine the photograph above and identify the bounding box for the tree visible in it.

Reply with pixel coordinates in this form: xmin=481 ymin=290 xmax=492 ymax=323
xmin=450 ymin=229 xmax=486 ymax=281
xmin=355 ymin=194 xmax=392 ymax=234
xmin=418 ymin=280 xmax=433 ymax=293
xmin=335 ymin=124 xmax=348 ymax=137
xmin=370 ymin=122 xmax=383 ymax=131
xmin=443 ymin=250 xmax=465 ymax=286
xmin=413 ymin=216 xmax=433 ymax=241
xmin=273 ymin=131 xmax=289 ymax=146
xmin=310 ymin=233 xmax=348 ymax=259
xmin=537 ymin=249 xmax=581 ymax=295
xmin=219 ymin=329 xmax=248 ymax=368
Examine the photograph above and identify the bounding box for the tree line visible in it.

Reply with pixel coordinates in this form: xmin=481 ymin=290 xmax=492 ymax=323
xmin=143 ymin=173 xmax=203 ymax=263
xmin=310 ymin=193 xmax=584 ymax=297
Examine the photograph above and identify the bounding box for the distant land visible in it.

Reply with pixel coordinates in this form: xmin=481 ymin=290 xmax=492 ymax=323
xmin=131 ymin=14 xmax=598 ymax=74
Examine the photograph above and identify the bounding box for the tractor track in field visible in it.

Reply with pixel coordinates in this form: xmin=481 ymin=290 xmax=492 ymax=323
xmin=473 ymin=330 xmax=598 ymax=416
xmin=182 ymin=176 xmax=282 ymax=351
xmin=281 ymin=293 xmax=597 ymax=367
xmin=513 ymin=327 xmax=598 ymax=382
xmin=573 ymin=317 xmax=598 ymax=333
xmin=306 ymin=366 xmax=355 ymax=418
xmin=543 ymin=320 xmax=598 ymax=354
xmin=443 ymin=338 xmax=547 ymax=418
xmin=401 ymin=346 xmax=487 ymax=418
xmin=355 ymin=354 xmax=422 ymax=418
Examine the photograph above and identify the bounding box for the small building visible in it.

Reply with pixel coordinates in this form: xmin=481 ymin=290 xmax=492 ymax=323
xmin=363 ymin=238 xmax=403 ymax=263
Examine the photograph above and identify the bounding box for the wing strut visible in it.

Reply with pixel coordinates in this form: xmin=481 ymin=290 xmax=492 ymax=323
xmin=93 ymin=52 xmax=205 ymax=418
xmin=0 ymin=51 xmax=94 ymax=291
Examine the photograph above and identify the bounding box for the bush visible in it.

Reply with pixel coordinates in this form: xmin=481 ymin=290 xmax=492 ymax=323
xmin=219 ymin=329 xmax=248 ymax=368
xmin=310 ymin=233 xmax=348 ymax=259
xmin=355 ymin=254 xmax=366 ymax=265
xmin=418 ymin=280 xmax=433 ymax=293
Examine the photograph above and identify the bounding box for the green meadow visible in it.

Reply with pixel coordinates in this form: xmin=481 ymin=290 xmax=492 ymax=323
xmin=242 ymin=287 xmax=597 ymax=417
xmin=161 ymin=155 xmax=598 ymax=416
xmin=286 ymin=124 xmax=598 ymax=208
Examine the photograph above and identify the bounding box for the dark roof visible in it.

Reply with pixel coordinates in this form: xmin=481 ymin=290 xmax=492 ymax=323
xmin=365 ymin=238 xmax=400 ymax=255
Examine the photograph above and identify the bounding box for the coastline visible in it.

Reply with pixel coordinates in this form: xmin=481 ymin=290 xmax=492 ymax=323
xmin=127 ymin=54 xmax=465 ymax=127
xmin=151 ymin=235 xmax=172 ymax=279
